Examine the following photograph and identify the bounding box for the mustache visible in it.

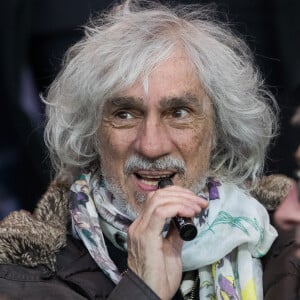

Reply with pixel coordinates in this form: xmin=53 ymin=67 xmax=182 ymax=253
xmin=124 ymin=155 xmax=186 ymax=175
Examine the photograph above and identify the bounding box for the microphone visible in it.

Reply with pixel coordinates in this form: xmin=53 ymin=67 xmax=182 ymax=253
xmin=158 ymin=177 xmax=197 ymax=241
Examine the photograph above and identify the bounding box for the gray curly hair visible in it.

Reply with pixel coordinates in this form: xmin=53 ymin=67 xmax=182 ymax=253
xmin=44 ymin=0 xmax=278 ymax=185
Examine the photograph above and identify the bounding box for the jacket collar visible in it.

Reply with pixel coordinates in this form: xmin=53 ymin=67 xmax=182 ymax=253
xmin=0 ymin=181 xmax=70 ymax=271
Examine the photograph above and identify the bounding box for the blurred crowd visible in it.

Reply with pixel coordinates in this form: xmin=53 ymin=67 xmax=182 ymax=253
xmin=0 ymin=0 xmax=112 ymax=217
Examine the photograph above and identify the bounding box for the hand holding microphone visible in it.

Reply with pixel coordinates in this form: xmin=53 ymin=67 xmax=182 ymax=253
xmin=127 ymin=176 xmax=202 ymax=299
xmin=158 ymin=178 xmax=198 ymax=241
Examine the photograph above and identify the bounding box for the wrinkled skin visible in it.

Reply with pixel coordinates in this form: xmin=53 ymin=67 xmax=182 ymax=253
xmin=99 ymin=48 xmax=212 ymax=299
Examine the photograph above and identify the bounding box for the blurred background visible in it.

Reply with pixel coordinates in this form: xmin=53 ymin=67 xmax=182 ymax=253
xmin=0 ymin=0 xmax=299 ymax=218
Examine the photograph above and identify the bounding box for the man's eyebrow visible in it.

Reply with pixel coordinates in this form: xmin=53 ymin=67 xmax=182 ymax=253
xmin=160 ymin=94 xmax=202 ymax=109
xmin=105 ymin=96 xmax=145 ymax=108
xmin=104 ymin=94 xmax=203 ymax=110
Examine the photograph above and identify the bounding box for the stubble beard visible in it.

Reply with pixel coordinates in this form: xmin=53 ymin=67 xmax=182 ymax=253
xmin=100 ymin=154 xmax=208 ymax=220
xmin=101 ymin=172 xmax=208 ymax=221
xmin=101 ymin=176 xmax=140 ymax=220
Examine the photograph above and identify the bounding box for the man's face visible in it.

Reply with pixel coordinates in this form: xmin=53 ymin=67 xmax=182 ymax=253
xmin=99 ymin=48 xmax=214 ymax=217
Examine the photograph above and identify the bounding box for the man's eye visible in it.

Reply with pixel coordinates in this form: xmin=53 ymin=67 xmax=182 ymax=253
xmin=171 ymin=108 xmax=190 ymax=118
xmin=116 ymin=111 xmax=134 ymax=119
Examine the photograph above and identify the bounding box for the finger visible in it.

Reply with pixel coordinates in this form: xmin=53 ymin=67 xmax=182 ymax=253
xmin=154 ymin=186 xmax=208 ymax=205
xmin=138 ymin=203 xmax=200 ymax=240
xmin=145 ymin=189 xmax=208 ymax=219
xmin=165 ymin=221 xmax=183 ymax=248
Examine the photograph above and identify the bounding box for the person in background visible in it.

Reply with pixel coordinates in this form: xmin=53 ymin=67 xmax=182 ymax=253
xmin=275 ymin=107 xmax=300 ymax=235
xmin=0 ymin=1 xmax=279 ymax=299
xmin=260 ymin=106 xmax=300 ymax=300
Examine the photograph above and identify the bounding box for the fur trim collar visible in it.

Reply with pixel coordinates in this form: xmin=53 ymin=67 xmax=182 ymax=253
xmin=250 ymin=174 xmax=293 ymax=211
xmin=0 ymin=182 xmax=70 ymax=271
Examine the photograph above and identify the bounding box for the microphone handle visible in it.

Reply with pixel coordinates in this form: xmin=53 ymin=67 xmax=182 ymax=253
xmin=158 ymin=178 xmax=197 ymax=241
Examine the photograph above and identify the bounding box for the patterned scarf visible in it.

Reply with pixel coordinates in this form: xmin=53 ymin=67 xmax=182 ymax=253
xmin=70 ymin=173 xmax=277 ymax=299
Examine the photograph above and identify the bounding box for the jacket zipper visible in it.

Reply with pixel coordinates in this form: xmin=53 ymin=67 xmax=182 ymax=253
xmin=190 ymin=272 xmax=199 ymax=300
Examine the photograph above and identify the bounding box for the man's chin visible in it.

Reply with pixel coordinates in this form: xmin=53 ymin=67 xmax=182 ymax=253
xmin=110 ymin=195 xmax=139 ymax=220
xmin=134 ymin=190 xmax=148 ymax=204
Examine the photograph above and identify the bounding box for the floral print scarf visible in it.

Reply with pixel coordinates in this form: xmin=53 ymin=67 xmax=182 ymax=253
xmin=70 ymin=173 xmax=277 ymax=299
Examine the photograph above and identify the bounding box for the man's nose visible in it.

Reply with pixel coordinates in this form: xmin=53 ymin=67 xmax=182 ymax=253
xmin=133 ymin=117 xmax=173 ymax=159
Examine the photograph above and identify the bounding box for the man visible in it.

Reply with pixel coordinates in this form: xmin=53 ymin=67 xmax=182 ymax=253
xmin=0 ymin=1 xmax=279 ymax=299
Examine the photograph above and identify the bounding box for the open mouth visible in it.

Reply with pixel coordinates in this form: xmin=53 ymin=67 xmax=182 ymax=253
xmin=134 ymin=172 xmax=175 ymax=189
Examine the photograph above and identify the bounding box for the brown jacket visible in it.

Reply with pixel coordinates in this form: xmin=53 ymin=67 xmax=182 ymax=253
xmin=262 ymin=220 xmax=300 ymax=300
